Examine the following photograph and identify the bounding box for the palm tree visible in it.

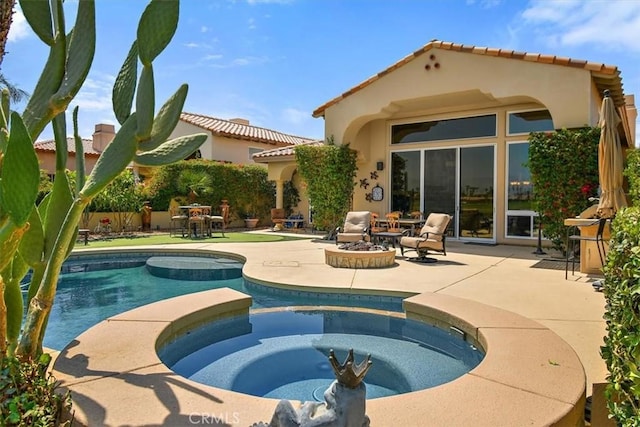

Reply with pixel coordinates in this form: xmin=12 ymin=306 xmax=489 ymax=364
xmin=0 ymin=0 xmax=16 ymax=68
xmin=0 ymin=0 xmax=29 ymax=103
xmin=0 ymin=73 xmax=29 ymax=102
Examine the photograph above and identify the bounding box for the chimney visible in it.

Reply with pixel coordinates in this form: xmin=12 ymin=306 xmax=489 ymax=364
xmin=229 ymin=118 xmax=250 ymax=126
xmin=92 ymin=123 xmax=116 ymax=152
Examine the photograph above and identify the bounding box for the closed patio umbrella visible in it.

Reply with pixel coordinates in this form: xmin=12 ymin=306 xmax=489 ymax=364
xmin=597 ymin=90 xmax=627 ymax=218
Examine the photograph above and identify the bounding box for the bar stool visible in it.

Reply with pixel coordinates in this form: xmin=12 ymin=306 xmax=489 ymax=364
xmin=565 ymin=218 xmax=608 ymax=279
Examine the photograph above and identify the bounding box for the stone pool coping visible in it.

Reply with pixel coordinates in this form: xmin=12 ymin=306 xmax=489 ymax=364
xmin=52 ymin=251 xmax=586 ymax=426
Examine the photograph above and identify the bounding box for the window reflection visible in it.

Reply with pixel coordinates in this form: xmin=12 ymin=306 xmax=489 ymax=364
xmin=508 ymin=110 xmax=553 ymax=134
xmin=391 ymin=151 xmax=421 ymax=213
xmin=507 ymin=142 xmax=536 ymax=238
xmin=392 ymin=114 xmax=496 ymax=144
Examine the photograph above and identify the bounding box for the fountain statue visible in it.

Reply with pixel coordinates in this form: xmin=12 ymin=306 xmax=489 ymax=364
xmin=252 ymin=349 xmax=372 ymax=427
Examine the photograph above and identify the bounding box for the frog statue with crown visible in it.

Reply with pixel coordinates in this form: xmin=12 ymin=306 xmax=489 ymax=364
xmin=252 ymin=349 xmax=372 ymax=427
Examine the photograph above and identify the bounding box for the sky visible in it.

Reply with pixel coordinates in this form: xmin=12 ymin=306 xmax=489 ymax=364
xmin=4 ymin=0 xmax=640 ymax=144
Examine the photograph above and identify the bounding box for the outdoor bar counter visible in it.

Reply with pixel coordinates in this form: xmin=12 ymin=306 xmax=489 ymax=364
xmin=563 ymin=217 xmax=611 ymax=275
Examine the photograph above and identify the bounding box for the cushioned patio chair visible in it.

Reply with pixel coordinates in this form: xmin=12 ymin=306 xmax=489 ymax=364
xmin=335 ymin=211 xmax=371 ymax=244
xmin=206 ymin=204 xmax=229 ymax=237
xmin=399 ymin=213 xmax=452 ymax=262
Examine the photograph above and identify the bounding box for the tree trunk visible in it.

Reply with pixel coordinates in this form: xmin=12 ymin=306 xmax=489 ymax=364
xmin=0 ymin=0 xmax=16 ymax=68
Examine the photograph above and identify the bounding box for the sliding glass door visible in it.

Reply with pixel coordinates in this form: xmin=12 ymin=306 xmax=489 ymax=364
xmin=459 ymin=146 xmax=494 ymax=240
xmin=391 ymin=145 xmax=495 ymax=241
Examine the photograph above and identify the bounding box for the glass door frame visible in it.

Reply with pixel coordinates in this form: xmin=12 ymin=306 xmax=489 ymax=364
xmin=390 ymin=144 xmax=497 ymax=243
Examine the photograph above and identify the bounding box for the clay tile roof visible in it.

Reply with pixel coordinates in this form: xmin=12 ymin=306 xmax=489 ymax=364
xmin=180 ymin=112 xmax=316 ymax=146
xmin=34 ymin=138 xmax=101 ymax=156
xmin=312 ymin=40 xmax=625 ymax=117
xmin=253 ymin=139 xmax=324 ymax=161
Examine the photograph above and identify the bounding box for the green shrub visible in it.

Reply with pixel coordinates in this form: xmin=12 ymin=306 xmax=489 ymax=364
xmin=601 ymin=206 xmax=640 ymax=426
xmin=528 ymin=127 xmax=600 ymax=251
xmin=295 ymin=138 xmax=357 ymax=234
xmin=144 ymin=161 xmax=276 ymax=221
xmin=624 ymin=149 xmax=640 ymax=206
xmin=0 ymin=354 xmax=71 ymax=426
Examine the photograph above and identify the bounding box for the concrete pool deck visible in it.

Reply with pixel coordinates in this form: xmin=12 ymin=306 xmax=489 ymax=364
xmin=52 ymin=235 xmax=608 ymax=426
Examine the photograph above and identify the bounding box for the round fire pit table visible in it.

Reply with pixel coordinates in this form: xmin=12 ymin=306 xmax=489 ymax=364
xmin=324 ymin=246 xmax=396 ymax=269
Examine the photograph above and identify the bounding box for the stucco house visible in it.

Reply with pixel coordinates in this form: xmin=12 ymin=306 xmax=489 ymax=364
xmin=171 ymin=112 xmax=317 ymax=165
xmin=256 ymin=40 xmax=637 ymax=246
xmin=36 ymin=114 xmax=317 ymax=174
xmin=34 ymin=123 xmax=114 ymax=177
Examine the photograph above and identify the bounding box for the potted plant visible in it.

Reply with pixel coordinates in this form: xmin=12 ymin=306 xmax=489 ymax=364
xmin=241 ymin=204 xmax=259 ymax=228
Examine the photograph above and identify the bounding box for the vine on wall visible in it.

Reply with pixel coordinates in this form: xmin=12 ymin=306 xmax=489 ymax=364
xmin=528 ymin=127 xmax=600 ymax=251
xmin=295 ymin=137 xmax=358 ymax=235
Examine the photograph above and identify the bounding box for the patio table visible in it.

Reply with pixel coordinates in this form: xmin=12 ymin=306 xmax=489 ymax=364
xmin=180 ymin=205 xmax=212 ymax=238
xmin=371 ymin=231 xmax=403 ymax=248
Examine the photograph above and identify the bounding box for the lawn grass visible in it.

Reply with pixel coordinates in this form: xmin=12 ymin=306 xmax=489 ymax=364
xmin=75 ymin=230 xmax=312 ymax=248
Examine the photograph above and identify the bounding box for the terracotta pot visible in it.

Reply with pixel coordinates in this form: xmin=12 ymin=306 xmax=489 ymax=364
xmin=244 ymin=218 xmax=259 ymax=228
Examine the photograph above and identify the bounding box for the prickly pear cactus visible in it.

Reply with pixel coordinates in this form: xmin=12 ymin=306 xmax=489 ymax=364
xmin=0 ymin=0 xmax=206 ymax=360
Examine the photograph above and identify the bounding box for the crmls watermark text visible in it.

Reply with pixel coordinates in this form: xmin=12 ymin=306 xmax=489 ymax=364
xmin=189 ymin=412 xmax=241 ymax=424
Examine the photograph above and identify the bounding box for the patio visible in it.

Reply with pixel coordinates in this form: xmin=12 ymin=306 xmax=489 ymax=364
xmin=53 ymin=234 xmax=607 ymax=425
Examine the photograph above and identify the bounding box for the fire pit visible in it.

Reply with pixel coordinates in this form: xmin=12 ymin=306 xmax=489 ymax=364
xmin=324 ymin=241 xmax=396 ymax=269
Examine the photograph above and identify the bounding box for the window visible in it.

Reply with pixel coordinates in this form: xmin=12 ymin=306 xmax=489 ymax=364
xmin=249 ymin=147 xmax=263 ymax=161
xmin=506 ymin=142 xmax=537 ymax=238
xmin=391 ymin=114 xmax=496 ymax=144
xmin=391 ymin=151 xmax=421 ymax=213
xmin=508 ymin=110 xmax=553 ymax=135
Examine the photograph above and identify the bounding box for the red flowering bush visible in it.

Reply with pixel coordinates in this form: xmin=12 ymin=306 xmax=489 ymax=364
xmin=528 ymin=127 xmax=600 ymax=251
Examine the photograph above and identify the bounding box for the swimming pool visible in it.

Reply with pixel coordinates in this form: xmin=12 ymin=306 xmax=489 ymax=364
xmin=161 ymin=308 xmax=484 ymax=402
xmin=35 ymin=252 xmax=402 ymax=350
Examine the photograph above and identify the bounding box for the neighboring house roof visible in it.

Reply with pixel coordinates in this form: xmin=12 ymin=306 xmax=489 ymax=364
xmin=180 ymin=112 xmax=317 ymax=146
xmin=312 ymin=39 xmax=625 ymax=117
xmin=34 ymin=138 xmax=101 ymax=156
xmin=253 ymin=139 xmax=324 ymax=161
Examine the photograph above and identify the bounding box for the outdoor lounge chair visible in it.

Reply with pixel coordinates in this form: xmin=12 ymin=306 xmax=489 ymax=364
xmin=399 ymin=213 xmax=451 ymax=262
xmin=335 ymin=211 xmax=371 ymax=244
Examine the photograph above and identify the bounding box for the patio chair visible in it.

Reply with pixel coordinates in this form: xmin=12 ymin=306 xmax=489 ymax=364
xmin=335 ymin=211 xmax=371 ymax=244
xmin=370 ymin=212 xmax=384 ymax=233
xmin=399 ymin=213 xmax=452 ymax=262
xmin=169 ymin=207 xmax=187 ymax=237
xmin=206 ymin=204 xmax=228 ymax=237
xmin=385 ymin=212 xmax=401 ymax=233
xmin=188 ymin=207 xmax=206 ymax=238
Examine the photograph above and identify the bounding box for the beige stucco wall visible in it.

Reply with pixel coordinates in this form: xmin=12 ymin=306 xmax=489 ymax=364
xmin=319 ymin=48 xmax=609 ymax=246
xmin=170 ymin=120 xmax=282 ymax=166
xmin=37 ymin=152 xmax=99 ymax=175
xmin=323 ymin=49 xmax=598 ymax=145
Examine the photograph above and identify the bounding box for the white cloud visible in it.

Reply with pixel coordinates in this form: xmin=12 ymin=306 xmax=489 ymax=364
xmin=281 ymin=107 xmax=308 ymax=125
xmin=466 ymin=0 xmax=503 ymax=9
xmin=72 ymin=74 xmax=115 ymax=112
xmin=203 ymin=54 xmax=223 ymax=61
xmin=248 ymin=17 xmax=257 ymax=30
xmin=184 ymin=42 xmax=200 ymax=48
xmin=201 ymin=26 xmax=209 ymax=33
xmin=246 ymin=0 xmax=293 ymax=4
xmin=7 ymin=8 xmax=29 ymax=42
xmin=521 ymin=0 xmax=640 ymax=53
xmin=210 ymin=56 xmax=268 ymax=68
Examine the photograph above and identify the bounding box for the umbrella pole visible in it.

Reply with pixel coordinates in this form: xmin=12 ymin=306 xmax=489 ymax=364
xmin=533 ymin=217 xmax=546 ymax=255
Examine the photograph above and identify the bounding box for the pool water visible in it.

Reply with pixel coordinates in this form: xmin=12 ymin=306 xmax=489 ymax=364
xmin=161 ymin=309 xmax=484 ymax=401
xmin=32 ymin=253 xmax=403 ymax=350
